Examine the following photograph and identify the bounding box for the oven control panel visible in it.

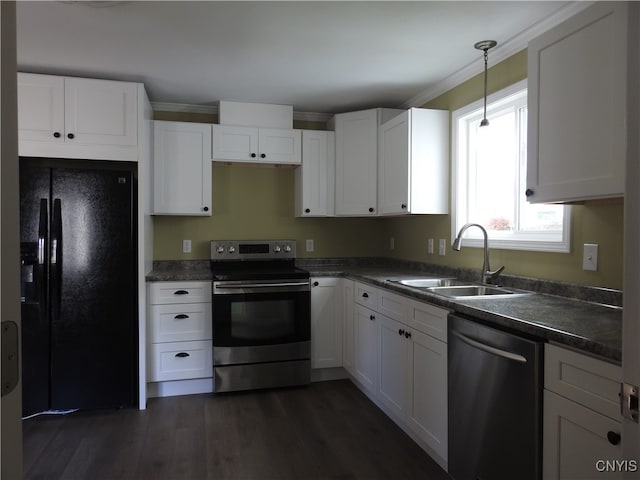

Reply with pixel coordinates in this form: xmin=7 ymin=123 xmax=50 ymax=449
xmin=210 ymin=240 xmax=296 ymax=261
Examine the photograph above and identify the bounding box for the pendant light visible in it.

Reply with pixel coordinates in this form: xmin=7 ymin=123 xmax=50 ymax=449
xmin=474 ymin=40 xmax=497 ymax=127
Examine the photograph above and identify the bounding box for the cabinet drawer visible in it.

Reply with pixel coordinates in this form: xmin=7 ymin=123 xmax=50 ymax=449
xmin=148 ymin=340 xmax=212 ymax=382
xmin=545 ymin=344 xmax=621 ymax=419
xmin=407 ymin=300 xmax=449 ymax=342
xmin=377 ymin=289 xmax=407 ymax=322
xmin=354 ymin=282 xmax=378 ymax=308
xmin=149 ymin=303 xmax=212 ymax=343
xmin=149 ymin=281 xmax=211 ymax=304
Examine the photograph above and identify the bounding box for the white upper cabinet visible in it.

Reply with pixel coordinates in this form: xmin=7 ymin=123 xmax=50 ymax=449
xmin=153 ymin=121 xmax=212 ymax=216
xmin=18 ymin=73 xmax=139 ymax=161
xmin=294 ymin=130 xmax=335 ymax=217
xmin=527 ymin=2 xmax=628 ymax=203
xmin=211 ymin=125 xmax=301 ymax=164
xmin=378 ymin=108 xmax=449 ymax=215
xmin=334 ymin=108 xmax=401 ymax=216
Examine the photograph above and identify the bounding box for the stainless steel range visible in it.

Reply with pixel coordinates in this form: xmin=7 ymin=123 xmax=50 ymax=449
xmin=210 ymin=240 xmax=311 ymax=393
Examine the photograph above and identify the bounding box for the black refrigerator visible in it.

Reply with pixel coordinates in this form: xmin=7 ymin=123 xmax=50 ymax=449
xmin=20 ymin=158 xmax=137 ymax=417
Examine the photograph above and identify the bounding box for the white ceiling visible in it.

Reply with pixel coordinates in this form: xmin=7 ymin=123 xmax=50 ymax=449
xmin=16 ymin=1 xmax=585 ymax=116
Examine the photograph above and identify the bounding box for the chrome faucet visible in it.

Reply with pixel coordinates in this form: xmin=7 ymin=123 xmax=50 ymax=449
xmin=452 ymin=223 xmax=505 ymax=285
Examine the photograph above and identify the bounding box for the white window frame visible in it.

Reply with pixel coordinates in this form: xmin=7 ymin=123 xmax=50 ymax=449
xmin=451 ymin=79 xmax=571 ymax=253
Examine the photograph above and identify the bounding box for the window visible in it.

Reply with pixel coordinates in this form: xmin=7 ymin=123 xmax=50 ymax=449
xmin=452 ymin=80 xmax=570 ymax=252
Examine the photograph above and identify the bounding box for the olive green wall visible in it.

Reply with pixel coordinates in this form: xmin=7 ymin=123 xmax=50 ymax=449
xmin=152 ymin=116 xmax=387 ymax=260
xmin=383 ymin=50 xmax=624 ymax=289
xmin=152 ymin=49 xmax=624 ymax=289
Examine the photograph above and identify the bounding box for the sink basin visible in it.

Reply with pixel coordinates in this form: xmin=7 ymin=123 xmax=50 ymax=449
xmin=394 ymin=278 xmax=463 ymax=288
xmin=426 ymin=285 xmax=531 ymax=299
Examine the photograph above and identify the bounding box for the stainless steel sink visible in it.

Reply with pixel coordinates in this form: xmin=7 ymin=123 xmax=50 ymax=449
xmin=393 ymin=278 xmax=463 ymax=288
xmin=426 ymin=284 xmax=532 ymax=299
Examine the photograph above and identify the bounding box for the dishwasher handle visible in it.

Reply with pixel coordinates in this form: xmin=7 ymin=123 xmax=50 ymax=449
xmin=451 ymin=330 xmax=527 ymax=364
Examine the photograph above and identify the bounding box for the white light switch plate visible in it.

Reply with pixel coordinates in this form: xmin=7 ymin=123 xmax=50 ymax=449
xmin=306 ymin=239 xmax=314 ymax=252
xmin=427 ymin=238 xmax=434 ymax=254
xmin=583 ymin=243 xmax=598 ymax=271
xmin=438 ymin=239 xmax=446 ymax=256
xmin=182 ymin=239 xmax=192 ymax=254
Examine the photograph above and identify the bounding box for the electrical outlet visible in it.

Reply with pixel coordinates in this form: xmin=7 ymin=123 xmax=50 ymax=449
xmin=182 ymin=239 xmax=192 ymax=254
xmin=438 ymin=239 xmax=446 ymax=256
xmin=427 ymin=238 xmax=434 ymax=254
xmin=306 ymin=239 xmax=314 ymax=252
xmin=390 ymin=237 xmax=395 ymax=250
xmin=583 ymin=243 xmax=598 ymax=271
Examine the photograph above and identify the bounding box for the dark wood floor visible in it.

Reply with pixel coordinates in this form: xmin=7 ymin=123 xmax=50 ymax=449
xmin=23 ymin=379 xmax=451 ymax=480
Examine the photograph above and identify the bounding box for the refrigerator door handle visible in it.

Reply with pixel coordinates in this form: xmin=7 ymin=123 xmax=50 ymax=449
xmin=37 ymin=199 xmax=48 ymax=265
xmin=50 ymin=199 xmax=62 ymax=320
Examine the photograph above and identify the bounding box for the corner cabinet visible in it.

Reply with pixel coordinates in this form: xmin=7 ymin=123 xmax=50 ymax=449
xmin=152 ymin=121 xmax=212 ymax=216
xmin=18 ymin=73 xmax=139 ymax=161
xmin=543 ymin=344 xmax=623 ymax=479
xmin=211 ymin=125 xmax=301 ymax=165
xmin=310 ymin=277 xmax=343 ymax=369
xmin=378 ymin=108 xmax=449 ymax=215
xmin=526 ymin=2 xmax=628 ymax=203
xmin=294 ymin=130 xmax=335 ymax=217
xmin=333 ymin=108 xmax=402 ymax=216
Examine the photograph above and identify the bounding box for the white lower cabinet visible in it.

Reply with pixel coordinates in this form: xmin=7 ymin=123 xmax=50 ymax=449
xmin=543 ymin=344 xmax=623 ymax=479
xmin=348 ymin=281 xmax=449 ymax=469
xmin=354 ymin=304 xmax=379 ymax=397
xmin=147 ymin=281 xmax=213 ymax=397
xmin=310 ymin=277 xmax=343 ymax=369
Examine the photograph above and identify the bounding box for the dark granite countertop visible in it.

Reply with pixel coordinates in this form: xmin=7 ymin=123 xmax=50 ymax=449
xmin=146 ymin=258 xmax=622 ymax=364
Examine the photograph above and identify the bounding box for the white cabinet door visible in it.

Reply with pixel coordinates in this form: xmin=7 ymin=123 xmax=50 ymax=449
xmin=310 ymin=277 xmax=343 ymax=369
xmin=295 ymin=130 xmax=335 ymax=217
xmin=17 ymin=73 xmax=65 ymax=143
xmin=153 ymin=121 xmax=212 ymax=216
xmin=211 ymin=125 xmax=258 ymax=162
xmin=408 ymin=328 xmax=448 ymax=464
xmin=544 ymin=390 xmax=623 ymax=480
xmin=64 ymin=77 xmax=138 ymax=147
xmin=354 ymin=304 xmax=379 ymax=395
xmin=211 ymin=125 xmax=301 ymax=164
xmin=378 ymin=314 xmax=409 ymax=420
xmin=258 ymin=128 xmax=301 ymax=164
xmin=342 ymin=279 xmax=356 ymax=376
xmin=335 ymin=109 xmax=379 ymax=216
xmin=378 ymin=108 xmax=448 ymax=215
xmin=527 ymin=2 xmax=627 ymax=203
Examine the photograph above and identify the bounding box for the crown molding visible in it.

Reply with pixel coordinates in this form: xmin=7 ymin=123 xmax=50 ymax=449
xmin=151 ymin=102 xmax=332 ymax=124
xmin=400 ymin=1 xmax=594 ymax=109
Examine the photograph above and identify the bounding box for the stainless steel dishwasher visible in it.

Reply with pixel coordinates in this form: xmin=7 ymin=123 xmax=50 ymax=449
xmin=448 ymin=313 xmax=543 ymax=480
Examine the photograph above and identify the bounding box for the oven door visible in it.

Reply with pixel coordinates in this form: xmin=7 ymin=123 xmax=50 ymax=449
xmin=212 ymin=279 xmax=310 ymax=350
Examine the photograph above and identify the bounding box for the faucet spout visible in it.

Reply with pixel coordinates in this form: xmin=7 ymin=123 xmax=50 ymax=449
xmin=452 ymin=223 xmax=504 ymax=284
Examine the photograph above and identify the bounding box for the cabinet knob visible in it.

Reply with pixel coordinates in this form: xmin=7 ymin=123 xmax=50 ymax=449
xmin=313 ymin=281 xmax=319 ymax=287
xmin=607 ymin=431 xmax=621 ymax=445
xmin=305 ymin=208 xmax=310 ymax=214
xmin=404 ymin=331 xmax=411 ymax=339
xmin=53 ymin=132 xmax=61 ymax=138
xmin=203 ymin=206 xmax=209 ymax=212
xmin=401 ymin=203 xmax=407 ymax=209
xmin=174 ymin=314 xmax=189 ymax=320
xmin=525 ymin=188 xmax=534 ymax=197
xmin=251 ymin=153 xmax=257 ymax=158
xmin=260 ymin=153 xmax=266 ymax=159
xmin=368 ymin=207 xmax=374 ymax=213
xmin=362 ymin=292 xmax=369 ymax=298
xmin=175 ymin=352 xmax=190 ymax=358
xmin=174 ymin=290 xmax=189 ymax=295
xmin=398 ymin=328 xmax=404 ymax=336
xmin=369 ymin=315 xmax=375 ymax=321
xmin=67 ymin=133 xmax=75 ymax=139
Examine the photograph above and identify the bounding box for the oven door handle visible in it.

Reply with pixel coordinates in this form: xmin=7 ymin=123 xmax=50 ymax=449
xmin=215 ymin=281 xmax=309 ymax=290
